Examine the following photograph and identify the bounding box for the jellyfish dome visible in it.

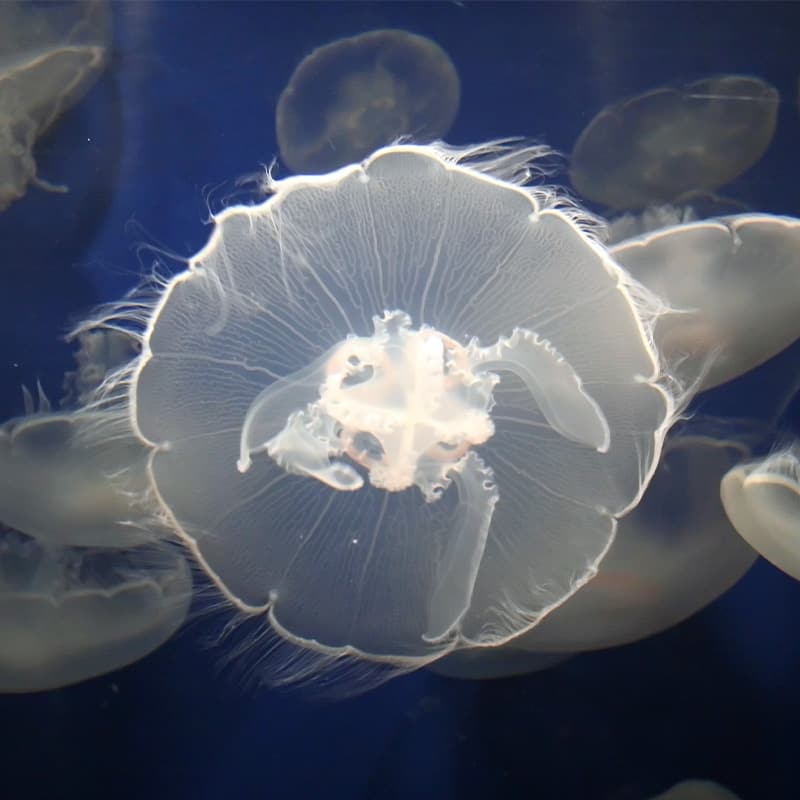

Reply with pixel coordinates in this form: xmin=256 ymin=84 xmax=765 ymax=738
xmin=129 ymin=142 xmax=683 ymax=677
xmin=721 ymin=443 xmax=800 ymax=581
xmin=276 ymin=29 xmax=460 ymax=174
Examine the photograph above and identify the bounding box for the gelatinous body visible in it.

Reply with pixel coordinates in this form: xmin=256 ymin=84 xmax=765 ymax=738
xmin=721 ymin=443 xmax=800 ymax=581
xmin=432 ymin=426 xmax=760 ymax=678
xmin=570 ymin=75 xmax=778 ymax=210
xmin=0 ymin=0 xmax=110 ymax=210
xmin=0 ymin=407 xmax=154 ymax=549
xmin=131 ymin=143 xmax=681 ymax=679
xmin=0 ymin=530 xmax=191 ymax=693
xmin=276 ymin=29 xmax=460 ymax=173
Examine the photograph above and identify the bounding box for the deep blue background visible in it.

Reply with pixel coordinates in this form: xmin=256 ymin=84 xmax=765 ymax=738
xmin=0 ymin=3 xmax=798 ymax=799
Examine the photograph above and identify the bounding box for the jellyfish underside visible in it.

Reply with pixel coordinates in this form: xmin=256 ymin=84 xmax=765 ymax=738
xmin=237 ymin=309 xmax=610 ymax=640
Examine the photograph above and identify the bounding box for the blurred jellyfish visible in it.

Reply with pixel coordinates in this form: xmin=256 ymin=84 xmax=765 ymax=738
xmin=570 ymin=75 xmax=779 ymax=210
xmin=0 ymin=0 xmax=110 ymax=210
xmin=0 ymin=528 xmax=191 ymax=693
xmin=119 ymin=141 xmax=687 ymax=685
xmin=721 ymin=443 xmax=800 ymax=581
xmin=432 ymin=424 xmax=760 ymax=679
xmin=611 ymin=214 xmax=800 ymax=391
xmin=0 ymin=327 xmax=156 ymax=549
xmin=276 ymin=29 xmax=460 ymax=173
xmin=0 ymin=403 xmax=155 ymax=549
xmin=649 ymin=780 xmax=741 ymax=800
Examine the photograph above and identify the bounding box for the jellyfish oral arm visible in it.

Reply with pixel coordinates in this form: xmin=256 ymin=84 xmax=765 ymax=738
xmin=424 ymin=451 xmax=499 ymax=641
xmin=469 ymin=328 xmax=610 ymax=453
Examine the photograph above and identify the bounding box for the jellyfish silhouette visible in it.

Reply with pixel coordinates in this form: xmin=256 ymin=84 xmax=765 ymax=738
xmin=276 ymin=29 xmax=460 ymax=174
xmin=722 ymin=443 xmax=800 ymax=582
xmin=120 ymin=142 xmax=686 ymax=685
xmin=570 ymin=75 xmax=779 ymax=210
xmin=0 ymin=0 xmax=110 ymax=210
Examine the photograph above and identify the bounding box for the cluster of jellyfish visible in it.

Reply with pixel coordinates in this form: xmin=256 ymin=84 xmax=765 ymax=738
xmin=1 ymin=19 xmax=799 ymax=742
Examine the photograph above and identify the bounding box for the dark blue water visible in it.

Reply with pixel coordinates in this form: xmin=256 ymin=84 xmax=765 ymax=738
xmin=1 ymin=3 xmax=798 ymax=799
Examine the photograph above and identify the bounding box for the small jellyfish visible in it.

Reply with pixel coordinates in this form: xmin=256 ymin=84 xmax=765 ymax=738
xmin=721 ymin=443 xmax=800 ymax=581
xmin=570 ymin=75 xmax=779 ymax=210
xmin=431 ymin=424 xmax=760 ymax=678
xmin=610 ymin=214 xmax=800 ymax=391
xmin=0 ymin=328 xmax=155 ymax=550
xmin=0 ymin=529 xmax=191 ymax=693
xmin=0 ymin=404 xmax=155 ymax=549
xmin=276 ymin=29 xmax=460 ymax=173
xmin=0 ymin=0 xmax=110 ymax=210
xmin=125 ymin=142 xmax=685 ymax=682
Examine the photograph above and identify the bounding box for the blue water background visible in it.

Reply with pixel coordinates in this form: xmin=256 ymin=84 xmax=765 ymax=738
xmin=0 ymin=3 xmax=798 ymax=798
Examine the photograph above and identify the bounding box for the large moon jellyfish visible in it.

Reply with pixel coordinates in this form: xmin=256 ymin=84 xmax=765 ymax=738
xmin=124 ymin=142 xmax=687 ymax=684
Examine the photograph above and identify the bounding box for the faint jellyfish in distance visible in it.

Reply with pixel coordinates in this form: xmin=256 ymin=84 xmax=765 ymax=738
xmin=276 ymin=29 xmax=460 ymax=173
xmin=570 ymin=75 xmax=779 ymax=210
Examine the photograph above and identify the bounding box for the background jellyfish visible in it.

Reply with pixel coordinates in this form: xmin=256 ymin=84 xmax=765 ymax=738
xmin=127 ymin=141 xmax=684 ymax=685
xmin=431 ymin=424 xmax=761 ymax=679
xmin=610 ymin=214 xmax=800 ymax=391
xmin=721 ymin=443 xmax=800 ymax=581
xmin=0 ymin=0 xmax=110 ymax=210
xmin=0 ymin=529 xmax=191 ymax=693
xmin=569 ymin=75 xmax=779 ymax=211
xmin=275 ymin=29 xmax=460 ymax=174
xmin=0 ymin=327 xmax=192 ymax=692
